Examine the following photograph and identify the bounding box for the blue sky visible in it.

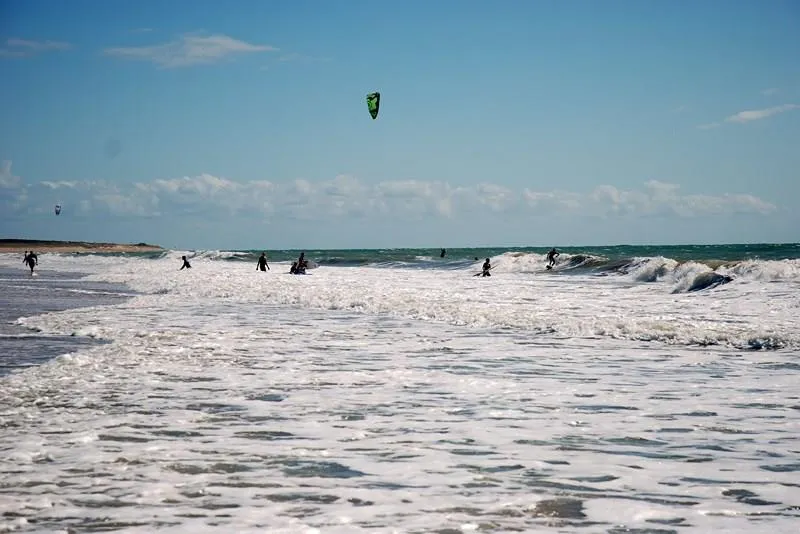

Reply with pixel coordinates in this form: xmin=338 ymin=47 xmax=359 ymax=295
xmin=1 ymin=0 xmax=798 ymax=249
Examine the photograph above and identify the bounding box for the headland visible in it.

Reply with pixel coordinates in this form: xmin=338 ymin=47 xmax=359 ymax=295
xmin=0 ymin=239 xmax=164 ymax=254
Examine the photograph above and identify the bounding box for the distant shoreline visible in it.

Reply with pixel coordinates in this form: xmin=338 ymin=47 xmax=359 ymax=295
xmin=0 ymin=239 xmax=164 ymax=254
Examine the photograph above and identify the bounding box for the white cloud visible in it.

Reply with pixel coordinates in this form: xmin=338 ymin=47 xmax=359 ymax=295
xmin=0 ymin=161 xmax=28 ymax=213
xmin=93 ymin=193 xmax=158 ymax=217
xmin=725 ymin=104 xmax=799 ymax=124
xmin=0 ymin=169 xmax=779 ymax=223
xmin=0 ymin=161 xmax=21 ymax=188
xmin=581 ymin=181 xmax=776 ymax=218
xmin=103 ymin=33 xmax=276 ymax=68
xmin=697 ymin=103 xmax=798 ymax=130
xmin=473 ymin=183 xmax=517 ymax=212
xmin=201 ymin=175 xmax=772 ymax=220
xmin=0 ymin=38 xmax=72 ymax=58
xmin=523 ymin=189 xmax=582 ymax=212
xmin=40 ymin=180 xmax=79 ymax=189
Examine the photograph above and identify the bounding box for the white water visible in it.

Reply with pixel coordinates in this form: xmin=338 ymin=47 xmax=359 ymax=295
xmin=1 ymin=253 xmax=799 ymax=533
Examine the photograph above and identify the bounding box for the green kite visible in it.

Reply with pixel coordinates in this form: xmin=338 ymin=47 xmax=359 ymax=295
xmin=367 ymin=92 xmax=380 ymax=120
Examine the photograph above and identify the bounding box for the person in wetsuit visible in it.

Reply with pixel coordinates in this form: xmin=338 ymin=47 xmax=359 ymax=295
xmin=180 ymin=255 xmax=191 ymax=270
xmin=481 ymin=258 xmax=491 ymax=277
xmin=546 ymin=247 xmax=559 ymax=269
xmin=23 ymin=251 xmax=37 ymax=274
xmin=291 ymin=252 xmax=307 ymax=274
xmin=256 ymin=252 xmax=270 ymax=271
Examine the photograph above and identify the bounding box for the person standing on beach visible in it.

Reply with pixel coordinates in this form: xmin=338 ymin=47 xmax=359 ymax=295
xmin=256 ymin=252 xmax=270 ymax=271
xmin=180 ymin=255 xmax=191 ymax=270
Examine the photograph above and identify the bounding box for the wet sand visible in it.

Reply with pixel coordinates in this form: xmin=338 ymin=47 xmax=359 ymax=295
xmin=0 ymin=266 xmax=136 ymax=376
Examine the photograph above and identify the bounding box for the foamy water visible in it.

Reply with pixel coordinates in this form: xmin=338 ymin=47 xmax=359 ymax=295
xmin=1 ymin=253 xmax=798 ymax=533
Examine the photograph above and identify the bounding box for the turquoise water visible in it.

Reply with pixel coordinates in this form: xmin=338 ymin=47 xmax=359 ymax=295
xmin=172 ymin=242 xmax=800 ymax=270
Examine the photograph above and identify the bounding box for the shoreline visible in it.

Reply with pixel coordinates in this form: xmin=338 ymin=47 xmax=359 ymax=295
xmin=0 ymin=265 xmax=135 ymax=376
xmin=0 ymin=239 xmax=164 ymax=254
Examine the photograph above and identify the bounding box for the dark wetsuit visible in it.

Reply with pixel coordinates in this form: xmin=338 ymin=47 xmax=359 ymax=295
xmin=547 ymin=248 xmax=559 ymax=267
xmin=180 ymin=257 xmax=191 ymax=270
xmin=24 ymin=253 xmax=37 ymax=274
xmin=293 ymin=253 xmax=307 ymax=274
xmin=481 ymin=259 xmax=491 ymax=277
xmin=257 ymin=254 xmax=269 ymax=271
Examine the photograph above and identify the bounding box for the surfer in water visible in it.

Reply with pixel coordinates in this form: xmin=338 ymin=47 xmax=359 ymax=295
xmin=481 ymin=258 xmax=491 ymax=277
xmin=180 ymin=255 xmax=191 ymax=270
xmin=256 ymin=252 xmax=270 ymax=271
xmin=546 ymin=248 xmax=559 ymax=269
xmin=291 ymin=252 xmax=308 ymax=274
xmin=440 ymin=248 xmax=446 ymax=258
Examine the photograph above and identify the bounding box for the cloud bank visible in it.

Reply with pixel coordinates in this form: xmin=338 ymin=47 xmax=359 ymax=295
xmin=103 ymin=33 xmax=276 ymax=68
xmin=0 ymin=162 xmax=777 ymax=225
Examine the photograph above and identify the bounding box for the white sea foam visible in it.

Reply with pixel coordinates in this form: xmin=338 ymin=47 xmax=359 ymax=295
xmin=1 ymin=253 xmax=798 ymax=533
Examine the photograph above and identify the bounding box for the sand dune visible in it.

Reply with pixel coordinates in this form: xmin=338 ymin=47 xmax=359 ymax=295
xmin=0 ymin=239 xmax=164 ymax=254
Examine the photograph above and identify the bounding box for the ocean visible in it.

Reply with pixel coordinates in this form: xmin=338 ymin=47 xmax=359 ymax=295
xmin=1 ymin=244 xmax=798 ymax=533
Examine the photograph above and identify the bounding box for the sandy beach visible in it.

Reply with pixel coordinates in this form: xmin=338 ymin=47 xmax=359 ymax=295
xmin=0 ymin=239 xmax=164 ymax=254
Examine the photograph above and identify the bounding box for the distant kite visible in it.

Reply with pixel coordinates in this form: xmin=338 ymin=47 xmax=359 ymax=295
xmin=366 ymin=92 xmax=380 ymax=120
xmin=54 ymin=204 xmax=62 ymax=216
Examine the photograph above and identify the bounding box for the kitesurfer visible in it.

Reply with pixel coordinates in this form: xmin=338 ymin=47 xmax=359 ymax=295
xmin=256 ymin=252 xmax=270 ymax=271
xmin=481 ymin=258 xmax=491 ymax=277
xmin=180 ymin=255 xmax=191 ymax=270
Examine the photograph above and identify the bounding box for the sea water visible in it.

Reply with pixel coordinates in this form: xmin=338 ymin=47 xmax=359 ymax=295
xmin=0 ymin=246 xmax=798 ymax=533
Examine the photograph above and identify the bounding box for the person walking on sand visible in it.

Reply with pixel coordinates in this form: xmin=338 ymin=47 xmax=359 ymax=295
xmin=256 ymin=252 xmax=270 ymax=271
xmin=180 ymin=255 xmax=192 ymax=270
